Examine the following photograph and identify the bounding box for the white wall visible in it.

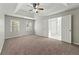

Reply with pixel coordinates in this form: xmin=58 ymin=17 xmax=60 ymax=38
xmin=0 ymin=13 xmax=5 ymax=53
xmin=35 ymin=16 xmax=48 ymax=37
xmin=5 ymin=15 xmax=35 ymax=39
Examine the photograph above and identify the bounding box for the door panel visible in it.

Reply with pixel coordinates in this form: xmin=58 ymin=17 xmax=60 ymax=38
xmin=48 ymin=17 xmax=61 ymax=40
xmin=61 ymin=15 xmax=72 ymax=43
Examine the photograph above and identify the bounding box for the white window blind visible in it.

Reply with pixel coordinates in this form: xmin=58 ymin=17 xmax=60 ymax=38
xmin=10 ymin=20 xmax=20 ymax=32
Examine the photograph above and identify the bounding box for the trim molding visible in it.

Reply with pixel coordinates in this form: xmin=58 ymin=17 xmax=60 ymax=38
xmin=73 ymin=42 xmax=79 ymax=45
xmin=5 ymin=35 xmax=24 ymax=39
xmin=35 ymin=34 xmax=48 ymax=38
xmin=0 ymin=39 xmax=5 ymax=54
xmin=6 ymin=34 xmax=34 ymax=39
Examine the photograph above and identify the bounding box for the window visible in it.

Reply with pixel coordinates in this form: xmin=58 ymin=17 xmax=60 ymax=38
xmin=10 ymin=20 xmax=20 ymax=32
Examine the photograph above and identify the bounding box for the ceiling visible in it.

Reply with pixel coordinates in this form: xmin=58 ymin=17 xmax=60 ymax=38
xmin=0 ymin=3 xmax=79 ymax=19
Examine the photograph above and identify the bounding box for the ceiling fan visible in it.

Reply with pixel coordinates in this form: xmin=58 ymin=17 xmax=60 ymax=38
xmin=28 ymin=3 xmax=44 ymax=13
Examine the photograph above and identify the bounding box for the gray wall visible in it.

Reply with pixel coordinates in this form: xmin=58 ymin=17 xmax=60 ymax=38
xmin=0 ymin=13 xmax=5 ymax=53
xmin=49 ymin=8 xmax=79 ymax=44
xmin=35 ymin=16 xmax=48 ymax=37
xmin=5 ymin=15 xmax=35 ymax=39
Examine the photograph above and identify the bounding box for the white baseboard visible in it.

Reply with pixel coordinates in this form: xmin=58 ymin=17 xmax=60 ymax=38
xmin=6 ymin=35 xmax=28 ymax=39
xmin=35 ymin=34 xmax=48 ymax=38
xmin=0 ymin=39 xmax=5 ymax=54
xmin=73 ymin=42 xmax=79 ymax=45
xmin=6 ymin=34 xmax=35 ymax=39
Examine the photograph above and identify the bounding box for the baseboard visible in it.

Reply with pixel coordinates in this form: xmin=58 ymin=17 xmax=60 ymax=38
xmin=5 ymin=35 xmax=23 ymax=39
xmin=35 ymin=34 xmax=48 ymax=38
xmin=0 ymin=39 xmax=5 ymax=54
xmin=73 ymin=42 xmax=79 ymax=45
xmin=6 ymin=35 xmax=31 ymax=39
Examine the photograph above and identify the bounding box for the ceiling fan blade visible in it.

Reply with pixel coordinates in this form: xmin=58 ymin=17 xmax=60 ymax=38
xmin=33 ymin=3 xmax=37 ymax=8
xmin=32 ymin=3 xmax=40 ymax=9
xmin=38 ymin=8 xmax=44 ymax=10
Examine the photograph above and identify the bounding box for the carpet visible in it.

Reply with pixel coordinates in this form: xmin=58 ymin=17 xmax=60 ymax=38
xmin=1 ymin=35 xmax=79 ymax=55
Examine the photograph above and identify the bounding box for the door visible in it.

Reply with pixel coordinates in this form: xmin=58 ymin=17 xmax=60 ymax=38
xmin=61 ymin=15 xmax=72 ymax=43
xmin=48 ymin=17 xmax=61 ymax=40
xmin=49 ymin=18 xmax=57 ymax=38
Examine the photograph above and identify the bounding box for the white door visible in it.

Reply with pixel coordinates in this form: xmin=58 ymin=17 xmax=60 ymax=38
xmin=49 ymin=18 xmax=57 ymax=38
xmin=48 ymin=17 xmax=61 ymax=40
xmin=61 ymin=15 xmax=72 ymax=43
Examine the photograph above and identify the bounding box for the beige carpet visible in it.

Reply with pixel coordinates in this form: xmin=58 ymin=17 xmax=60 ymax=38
xmin=1 ymin=35 xmax=79 ymax=55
